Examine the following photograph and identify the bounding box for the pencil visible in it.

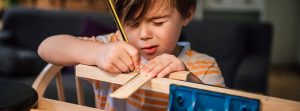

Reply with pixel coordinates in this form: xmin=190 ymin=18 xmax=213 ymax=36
xmin=105 ymin=0 xmax=129 ymax=42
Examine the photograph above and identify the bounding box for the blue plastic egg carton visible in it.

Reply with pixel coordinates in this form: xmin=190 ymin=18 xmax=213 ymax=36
xmin=168 ymin=84 xmax=260 ymax=111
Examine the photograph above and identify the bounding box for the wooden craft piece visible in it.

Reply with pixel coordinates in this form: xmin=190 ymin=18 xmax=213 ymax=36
xmin=75 ymin=64 xmax=300 ymax=111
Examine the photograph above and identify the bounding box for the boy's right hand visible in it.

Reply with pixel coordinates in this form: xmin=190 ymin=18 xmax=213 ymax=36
xmin=95 ymin=41 xmax=140 ymax=73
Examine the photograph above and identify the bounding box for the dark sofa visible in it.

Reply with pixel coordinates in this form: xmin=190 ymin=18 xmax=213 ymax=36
xmin=0 ymin=7 xmax=272 ymax=105
xmin=181 ymin=21 xmax=272 ymax=93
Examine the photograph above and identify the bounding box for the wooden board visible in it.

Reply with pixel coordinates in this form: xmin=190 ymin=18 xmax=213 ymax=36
xmin=75 ymin=64 xmax=300 ymax=111
xmin=32 ymin=97 xmax=102 ymax=111
xmin=110 ymin=74 xmax=152 ymax=99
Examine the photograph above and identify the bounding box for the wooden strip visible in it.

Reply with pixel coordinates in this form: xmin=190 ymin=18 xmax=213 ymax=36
xmin=55 ymin=71 xmax=65 ymax=101
xmin=34 ymin=97 xmax=101 ymax=111
xmin=110 ymin=74 xmax=152 ymax=99
xmin=75 ymin=76 xmax=85 ymax=105
xmin=110 ymin=70 xmax=193 ymax=99
xmin=75 ymin=64 xmax=138 ymax=85
xmin=75 ymin=64 xmax=300 ymax=111
xmin=75 ymin=64 xmax=190 ymax=85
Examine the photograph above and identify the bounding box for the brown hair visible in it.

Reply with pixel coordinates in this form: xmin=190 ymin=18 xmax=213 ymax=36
xmin=114 ymin=0 xmax=196 ymax=25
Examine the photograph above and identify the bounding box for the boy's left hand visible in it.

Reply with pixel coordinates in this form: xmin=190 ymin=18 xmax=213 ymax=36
xmin=140 ymin=53 xmax=187 ymax=78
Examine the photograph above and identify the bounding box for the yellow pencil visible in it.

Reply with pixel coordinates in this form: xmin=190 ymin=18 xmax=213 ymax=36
xmin=105 ymin=0 xmax=129 ymax=42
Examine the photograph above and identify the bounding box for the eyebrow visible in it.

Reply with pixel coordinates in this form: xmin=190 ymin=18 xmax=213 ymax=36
xmin=147 ymin=15 xmax=170 ymax=21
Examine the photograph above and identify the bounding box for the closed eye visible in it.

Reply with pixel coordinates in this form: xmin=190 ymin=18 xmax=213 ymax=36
xmin=153 ymin=22 xmax=164 ymax=26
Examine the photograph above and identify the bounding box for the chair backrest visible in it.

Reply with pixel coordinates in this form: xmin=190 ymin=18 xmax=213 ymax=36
xmin=31 ymin=64 xmax=104 ymax=111
xmin=32 ymin=64 xmax=65 ymax=101
xmin=32 ymin=63 xmax=94 ymax=106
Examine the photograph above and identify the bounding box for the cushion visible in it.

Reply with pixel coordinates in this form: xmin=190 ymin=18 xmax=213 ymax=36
xmin=79 ymin=18 xmax=115 ymax=37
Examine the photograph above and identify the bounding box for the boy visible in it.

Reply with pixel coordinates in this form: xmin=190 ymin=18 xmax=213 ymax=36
xmin=38 ymin=0 xmax=225 ymax=110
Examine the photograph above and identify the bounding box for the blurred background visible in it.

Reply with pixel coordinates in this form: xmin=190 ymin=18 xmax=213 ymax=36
xmin=0 ymin=0 xmax=299 ymax=107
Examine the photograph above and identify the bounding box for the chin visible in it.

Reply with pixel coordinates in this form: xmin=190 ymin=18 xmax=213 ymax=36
xmin=143 ymin=55 xmax=155 ymax=61
xmin=142 ymin=50 xmax=167 ymax=60
xmin=142 ymin=54 xmax=158 ymax=61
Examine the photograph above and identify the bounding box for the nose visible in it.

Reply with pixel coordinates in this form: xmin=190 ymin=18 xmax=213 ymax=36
xmin=139 ymin=25 xmax=153 ymax=41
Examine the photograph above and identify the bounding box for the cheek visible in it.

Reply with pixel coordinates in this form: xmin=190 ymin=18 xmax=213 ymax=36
xmin=125 ymin=29 xmax=139 ymax=44
xmin=158 ymin=24 xmax=181 ymax=52
xmin=162 ymin=23 xmax=182 ymax=41
xmin=128 ymin=37 xmax=140 ymax=49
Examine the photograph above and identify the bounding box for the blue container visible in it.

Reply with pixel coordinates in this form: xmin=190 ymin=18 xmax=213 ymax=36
xmin=168 ymin=84 xmax=260 ymax=111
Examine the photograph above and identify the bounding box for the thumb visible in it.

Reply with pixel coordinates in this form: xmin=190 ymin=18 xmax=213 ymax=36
xmin=114 ymin=30 xmax=124 ymax=41
xmin=123 ymin=43 xmax=140 ymax=70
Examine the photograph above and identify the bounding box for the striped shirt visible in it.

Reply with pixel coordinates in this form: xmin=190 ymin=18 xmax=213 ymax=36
xmin=92 ymin=33 xmax=225 ymax=111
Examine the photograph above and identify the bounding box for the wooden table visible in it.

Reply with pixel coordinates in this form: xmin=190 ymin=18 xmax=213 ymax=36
xmin=31 ymin=97 xmax=102 ymax=111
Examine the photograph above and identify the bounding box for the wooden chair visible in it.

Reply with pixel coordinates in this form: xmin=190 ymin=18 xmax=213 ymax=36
xmin=31 ymin=63 xmax=100 ymax=111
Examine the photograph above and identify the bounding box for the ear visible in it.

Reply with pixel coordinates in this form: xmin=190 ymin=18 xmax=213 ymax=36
xmin=182 ymin=6 xmax=196 ymax=26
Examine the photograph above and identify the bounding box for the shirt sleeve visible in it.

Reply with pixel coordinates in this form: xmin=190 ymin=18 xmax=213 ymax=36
xmin=202 ymin=60 xmax=225 ymax=87
xmin=95 ymin=33 xmax=121 ymax=43
xmin=185 ymin=51 xmax=225 ymax=87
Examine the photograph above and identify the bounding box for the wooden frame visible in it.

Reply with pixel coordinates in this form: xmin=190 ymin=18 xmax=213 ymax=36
xmin=75 ymin=64 xmax=300 ymax=111
xmin=31 ymin=64 xmax=300 ymax=110
xmin=31 ymin=64 xmax=103 ymax=111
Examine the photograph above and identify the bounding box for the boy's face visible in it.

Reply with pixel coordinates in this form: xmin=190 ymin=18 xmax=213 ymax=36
xmin=124 ymin=4 xmax=190 ymax=60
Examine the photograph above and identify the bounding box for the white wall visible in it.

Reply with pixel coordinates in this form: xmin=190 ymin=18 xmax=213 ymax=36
xmin=265 ymin=0 xmax=300 ymax=65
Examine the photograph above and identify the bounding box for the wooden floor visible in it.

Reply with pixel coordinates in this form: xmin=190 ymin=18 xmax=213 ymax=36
xmin=267 ymin=66 xmax=300 ymax=102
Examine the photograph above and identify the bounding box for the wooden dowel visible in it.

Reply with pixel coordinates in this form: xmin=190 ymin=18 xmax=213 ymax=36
xmin=55 ymin=71 xmax=65 ymax=101
xmin=75 ymin=76 xmax=85 ymax=105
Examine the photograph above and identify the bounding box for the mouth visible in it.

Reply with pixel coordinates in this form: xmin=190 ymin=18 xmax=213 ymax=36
xmin=141 ymin=45 xmax=158 ymax=55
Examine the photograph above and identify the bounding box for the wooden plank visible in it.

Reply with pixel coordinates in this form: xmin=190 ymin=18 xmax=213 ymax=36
xmin=110 ymin=74 xmax=152 ymax=99
xmin=34 ymin=97 xmax=101 ymax=111
xmin=75 ymin=64 xmax=191 ymax=85
xmin=75 ymin=64 xmax=139 ymax=85
xmin=75 ymin=64 xmax=300 ymax=111
xmin=76 ymin=64 xmax=192 ymax=99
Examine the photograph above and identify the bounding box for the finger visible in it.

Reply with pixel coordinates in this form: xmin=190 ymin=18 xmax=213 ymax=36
xmin=141 ymin=59 xmax=156 ymax=74
xmin=141 ymin=56 xmax=160 ymax=73
xmin=109 ymin=64 xmax=123 ymax=73
xmin=119 ymin=52 xmax=134 ymax=71
xmin=112 ymin=57 xmax=130 ymax=73
xmin=157 ymin=63 xmax=175 ymax=78
xmin=100 ymin=63 xmax=122 ymax=74
xmin=141 ymin=60 xmax=161 ymax=77
xmin=123 ymin=43 xmax=140 ymax=70
xmin=115 ymin=30 xmax=122 ymax=41
xmin=148 ymin=61 xmax=170 ymax=77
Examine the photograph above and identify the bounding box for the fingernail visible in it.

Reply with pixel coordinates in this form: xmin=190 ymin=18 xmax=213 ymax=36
xmin=136 ymin=68 xmax=140 ymax=72
xmin=140 ymin=72 xmax=146 ymax=77
xmin=157 ymin=75 xmax=163 ymax=78
xmin=149 ymin=73 xmax=156 ymax=78
xmin=129 ymin=68 xmax=133 ymax=72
